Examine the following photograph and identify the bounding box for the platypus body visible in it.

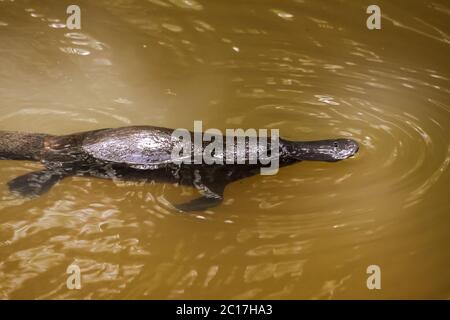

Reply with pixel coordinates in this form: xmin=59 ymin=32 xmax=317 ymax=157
xmin=0 ymin=126 xmax=359 ymax=211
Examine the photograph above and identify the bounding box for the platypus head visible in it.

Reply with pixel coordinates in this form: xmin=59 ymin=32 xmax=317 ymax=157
xmin=282 ymin=138 xmax=359 ymax=162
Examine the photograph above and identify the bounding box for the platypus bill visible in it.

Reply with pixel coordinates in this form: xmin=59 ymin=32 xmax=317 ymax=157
xmin=0 ymin=126 xmax=359 ymax=212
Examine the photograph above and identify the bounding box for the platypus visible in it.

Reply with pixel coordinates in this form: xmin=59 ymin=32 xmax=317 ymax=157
xmin=0 ymin=126 xmax=359 ymax=211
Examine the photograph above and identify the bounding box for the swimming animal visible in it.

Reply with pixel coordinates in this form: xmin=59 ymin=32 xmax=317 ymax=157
xmin=0 ymin=126 xmax=359 ymax=211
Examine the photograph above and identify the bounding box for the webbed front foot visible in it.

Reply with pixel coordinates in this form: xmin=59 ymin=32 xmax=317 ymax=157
xmin=175 ymin=195 xmax=223 ymax=212
xmin=175 ymin=176 xmax=226 ymax=212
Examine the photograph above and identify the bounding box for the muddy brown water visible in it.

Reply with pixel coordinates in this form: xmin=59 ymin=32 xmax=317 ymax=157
xmin=0 ymin=0 xmax=449 ymax=299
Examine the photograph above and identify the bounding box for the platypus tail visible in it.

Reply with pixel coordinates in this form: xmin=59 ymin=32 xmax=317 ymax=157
xmin=0 ymin=131 xmax=49 ymax=161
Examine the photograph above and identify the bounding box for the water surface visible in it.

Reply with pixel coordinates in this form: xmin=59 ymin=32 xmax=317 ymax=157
xmin=0 ymin=0 xmax=449 ymax=299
